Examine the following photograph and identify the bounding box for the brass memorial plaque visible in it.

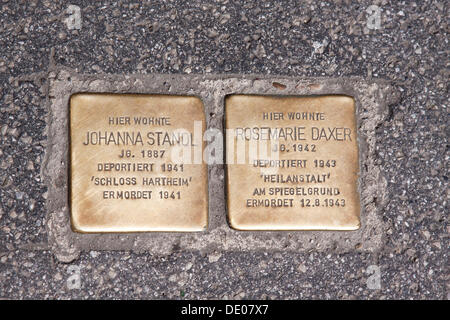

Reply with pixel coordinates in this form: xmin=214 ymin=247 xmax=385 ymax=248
xmin=225 ymin=95 xmax=360 ymax=230
xmin=70 ymin=94 xmax=207 ymax=233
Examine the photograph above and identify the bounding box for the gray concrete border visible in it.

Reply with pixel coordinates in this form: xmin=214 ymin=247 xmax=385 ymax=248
xmin=44 ymin=70 xmax=394 ymax=262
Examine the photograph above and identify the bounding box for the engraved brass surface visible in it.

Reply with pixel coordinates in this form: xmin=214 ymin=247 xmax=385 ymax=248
xmin=225 ymin=95 xmax=360 ymax=230
xmin=70 ymin=94 xmax=207 ymax=232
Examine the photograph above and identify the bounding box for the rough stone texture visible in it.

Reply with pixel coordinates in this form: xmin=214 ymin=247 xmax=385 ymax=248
xmin=46 ymin=72 xmax=391 ymax=262
xmin=0 ymin=0 xmax=447 ymax=299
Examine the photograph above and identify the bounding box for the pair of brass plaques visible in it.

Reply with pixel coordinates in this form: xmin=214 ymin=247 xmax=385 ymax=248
xmin=70 ymin=94 xmax=360 ymax=233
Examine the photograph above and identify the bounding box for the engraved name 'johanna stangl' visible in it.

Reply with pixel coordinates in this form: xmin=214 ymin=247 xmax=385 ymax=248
xmin=82 ymin=131 xmax=196 ymax=146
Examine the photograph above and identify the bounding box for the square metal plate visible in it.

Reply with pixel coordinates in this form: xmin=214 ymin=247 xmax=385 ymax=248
xmin=70 ymin=93 xmax=208 ymax=232
xmin=225 ymin=95 xmax=360 ymax=230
